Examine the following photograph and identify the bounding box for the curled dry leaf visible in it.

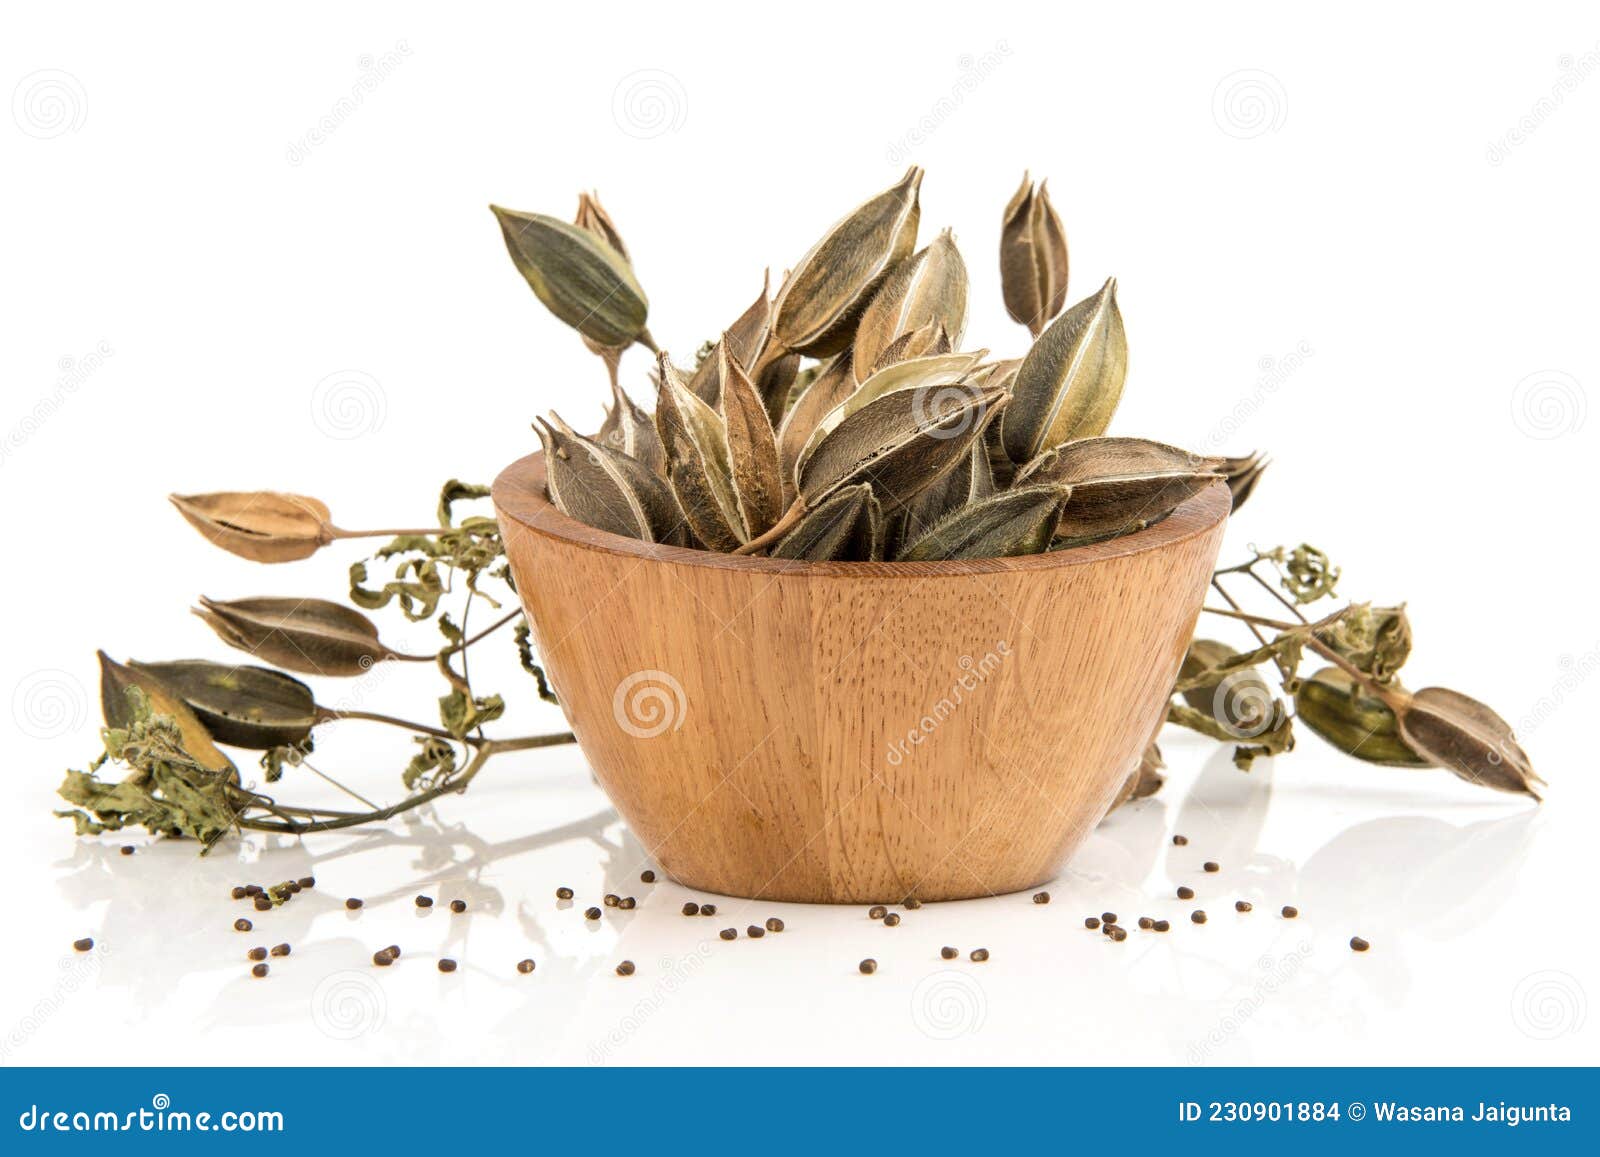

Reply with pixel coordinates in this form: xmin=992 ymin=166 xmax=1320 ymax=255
xmin=537 ymin=416 xmax=684 ymax=545
xmin=654 ymin=354 xmax=745 ymax=550
xmin=1314 ymin=603 xmax=1412 ymax=685
xmin=193 ymin=596 xmax=404 ymax=678
xmin=851 ymin=229 xmax=969 ymax=381
xmin=98 ymin=652 xmax=234 ymax=773
xmin=772 ymin=483 xmax=883 ymax=561
xmin=1293 ymin=667 xmax=1428 ymax=768
xmin=999 ymin=173 xmax=1070 ymax=337
xmin=1396 ymin=686 xmax=1544 ymax=799
xmin=1000 ymin=277 xmax=1127 ymax=465
xmin=767 ymin=167 xmax=923 ymax=358
xmin=490 ymin=205 xmax=649 ymax=349
xmin=897 ymin=483 xmax=1068 ymax=561
xmin=129 ymin=659 xmax=317 ymax=750
xmin=1017 ymin=436 xmax=1219 ymax=543
xmin=169 ymin=492 xmax=332 ymax=564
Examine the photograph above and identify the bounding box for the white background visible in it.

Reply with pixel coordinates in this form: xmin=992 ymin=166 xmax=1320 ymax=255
xmin=1 ymin=1 xmax=1595 ymax=1065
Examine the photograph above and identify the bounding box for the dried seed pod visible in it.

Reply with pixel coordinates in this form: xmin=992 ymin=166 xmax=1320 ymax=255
xmin=97 ymin=652 xmax=234 ymax=773
xmin=689 ymin=273 xmax=775 ymax=406
xmin=169 ymin=491 xmax=333 ymax=564
xmin=1293 ymin=667 xmax=1429 ymax=767
xmin=896 ymin=484 xmax=1068 ymax=562
xmin=999 ymin=173 xmax=1069 ymax=337
xmin=128 ymin=659 xmax=316 ymax=750
xmin=869 ymin=320 xmax=952 ymax=375
xmin=1395 ymin=686 xmax=1544 ymax=799
xmin=900 ymin=409 xmax=999 ymax=545
xmin=1016 ymin=436 xmax=1220 ymax=544
xmin=1214 ymin=452 xmax=1268 ymax=512
xmin=1178 ymin=639 xmax=1276 ymax=739
xmin=1000 ymin=278 xmax=1127 ymax=465
xmin=718 ymin=345 xmax=785 ymax=539
xmin=796 ymin=352 xmax=983 ymax=472
xmin=490 ymin=205 xmax=649 ymax=349
xmin=654 ymin=355 xmax=745 ymax=550
xmin=772 ymin=483 xmax=883 ymax=562
xmin=768 ymin=167 xmax=923 ymax=357
xmin=1110 ymin=741 xmax=1166 ymax=810
xmin=776 ymin=353 xmax=858 ymax=502
xmin=594 ymin=379 xmax=665 ymax=476
xmin=537 ymin=415 xmax=683 ymax=545
xmin=852 ymin=229 xmax=969 ymax=380
xmin=193 ymin=597 xmax=402 ymax=677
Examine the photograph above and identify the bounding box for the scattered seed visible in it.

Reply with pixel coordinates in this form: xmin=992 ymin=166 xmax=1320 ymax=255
xmin=858 ymin=958 xmax=877 ymax=974
xmin=270 ymin=943 xmax=291 ymax=957
xmin=234 ymin=918 xmax=253 ymax=932
xmin=244 ymin=885 xmax=264 ymax=897
xmin=517 ymin=959 xmax=536 ymax=974
xmin=904 ymin=898 xmax=922 ymax=909
xmin=247 ymin=947 xmax=267 ymax=962
xmin=883 ymin=913 xmax=901 ymax=927
xmin=747 ymin=925 xmax=766 ymax=939
xmin=941 ymin=946 xmax=958 ymax=959
xmin=1281 ymin=905 xmax=1299 ymax=919
xmin=1101 ymin=923 xmax=1116 ymax=937
xmin=72 ymin=937 xmax=93 ymax=952
xmin=681 ymin=902 xmax=700 ymax=916
xmin=868 ymin=905 xmax=888 ymax=920
xmin=1109 ymin=926 xmax=1128 ymax=942
xmin=231 ymin=886 xmax=248 ymax=900
xmin=450 ymin=899 xmax=467 ymax=914
xmin=287 ymin=881 xmax=302 ymax=894
xmin=1203 ymin=861 xmax=1220 ymax=873
xmin=1101 ymin=911 xmax=1117 ymax=925
xmin=345 ymin=898 xmax=363 ymax=910
xmin=1032 ymin=891 xmax=1050 ymax=905
xmin=1084 ymin=917 xmax=1101 ymax=930
xmin=699 ymin=904 xmax=717 ymax=917
xmin=1350 ymin=936 xmax=1370 ymax=953
xmin=297 ymin=877 xmax=315 ymax=889
xmin=1176 ymin=887 xmax=1195 ymax=900
xmin=720 ymin=927 xmax=738 ymax=941
xmin=615 ymin=960 xmax=635 ymax=976
xmin=765 ymin=917 xmax=784 ymax=933
xmin=603 ymin=893 xmax=620 ymax=908
xmin=970 ymin=948 xmax=990 ymax=962
xmin=438 ymin=958 xmax=458 ymax=973
xmin=253 ymin=896 xmax=273 ymax=912
xmin=120 ymin=845 xmax=135 ymax=856
xmin=1137 ymin=916 xmax=1154 ymax=930
xmin=1191 ymin=910 xmax=1207 ymax=924
xmin=415 ymin=895 xmax=434 ymax=909
xmin=1172 ymin=834 xmax=1188 ymax=846
xmin=618 ymin=897 xmax=636 ymax=910
xmin=556 ymin=887 xmax=574 ymax=900
xmin=1153 ymin=919 xmax=1171 ymax=932
xmin=251 ymin=963 xmax=269 ymax=978
xmin=1235 ymin=900 xmax=1253 ymax=913
xmin=640 ymin=870 xmax=656 ymax=883
xmin=584 ymin=906 xmax=602 ymax=920
xmin=373 ymin=950 xmax=394 ymax=967
xmin=386 ymin=944 xmax=401 ymax=959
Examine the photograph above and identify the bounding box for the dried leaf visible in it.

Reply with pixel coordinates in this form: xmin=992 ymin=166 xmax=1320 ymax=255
xmin=1000 ymin=277 xmax=1127 ymax=464
xmin=772 ymin=483 xmax=882 ymax=561
xmin=767 ymin=167 xmax=923 ymax=357
xmin=1017 ymin=436 xmax=1219 ymax=544
xmin=491 ymin=205 xmax=649 ymax=348
xmin=654 ymin=354 xmax=745 ymax=550
xmin=1000 ymin=173 xmax=1069 ymax=337
xmin=536 ymin=415 xmax=683 ymax=544
xmin=897 ymin=483 xmax=1067 ymax=561
xmin=194 ymin=596 xmax=402 ymax=678
xmin=169 ymin=491 xmax=332 ymax=564
xmin=98 ymin=652 xmax=234 ymax=773
xmin=852 ymin=229 xmax=969 ymax=380
xmin=1314 ymin=604 xmax=1412 ymax=684
xmin=129 ymin=659 xmax=317 ymax=750
xmin=1293 ymin=667 xmax=1428 ymax=767
xmin=1397 ymin=686 xmax=1543 ymax=799
xmin=717 ymin=345 xmax=784 ymax=538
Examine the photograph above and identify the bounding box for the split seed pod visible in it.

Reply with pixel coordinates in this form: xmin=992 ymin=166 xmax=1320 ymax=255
xmin=654 ymin=354 xmax=745 ymax=550
xmin=772 ymin=484 xmax=883 ymax=561
xmin=689 ymin=274 xmax=775 ymax=406
xmin=776 ymin=353 xmax=857 ymax=502
xmin=1395 ymin=686 xmax=1544 ymax=799
xmin=97 ymin=652 xmax=234 ymax=772
xmin=169 ymin=492 xmax=333 ymax=564
xmin=1016 ymin=436 xmax=1219 ymax=543
xmin=128 ymin=659 xmax=317 ymax=750
xmin=896 ymin=483 xmax=1069 ymax=561
xmin=194 ymin=597 xmax=405 ymax=677
xmin=537 ymin=416 xmax=684 ymax=545
xmin=1293 ymin=667 xmax=1428 ymax=767
xmin=717 ymin=344 xmax=784 ymax=539
xmin=1000 ymin=174 xmax=1069 ymax=337
xmin=851 ymin=229 xmax=969 ymax=381
xmin=794 ymin=352 xmax=984 ymax=475
xmin=491 ymin=205 xmax=649 ymax=349
xmin=1001 ymin=277 xmax=1127 ymax=465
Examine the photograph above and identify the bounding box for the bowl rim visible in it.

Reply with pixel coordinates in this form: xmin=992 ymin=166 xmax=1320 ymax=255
xmin=492 ymin=451 xmax=1231 ymax=577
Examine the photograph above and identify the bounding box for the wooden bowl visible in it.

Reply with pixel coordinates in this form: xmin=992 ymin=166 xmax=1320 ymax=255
xmin=493 ymin=453 xmax=1229 ymax=903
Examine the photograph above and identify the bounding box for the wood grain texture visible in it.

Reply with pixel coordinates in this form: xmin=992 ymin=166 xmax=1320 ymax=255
xmin=494 ymin=452 xmax=1229 ymax=903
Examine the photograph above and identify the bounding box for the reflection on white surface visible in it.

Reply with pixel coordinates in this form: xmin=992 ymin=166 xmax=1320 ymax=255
xmin=6 ymin=733 xmax=1585 ymax=1067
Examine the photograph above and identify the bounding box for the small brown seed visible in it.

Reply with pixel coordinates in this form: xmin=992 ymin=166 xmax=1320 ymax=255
xmin=1084 ymin=917 xmax=1101 ymax=930
xmin=251 ymin=963 xmax=269 ymax=978
xmin=699 ymin=904 xmax=717 ymax=917
xmin=556 ymin=887 xmax=574 ymax=900
xmin=1281 ymin=905 xmax=1299 ymax=919
xmin=903 ymin=898 xmax=922 ymax=909
xmin=1235 ymin=900 xmax=1253 ymax=913
xmin=618 ymin=897 xmax=636 ymax=910
xmin=1137 ymin=916 xmax=1154 ymax=930
xmin=450 ymin=899 xmax=467 ymax=913
xmin=517 ymin=959 xmax=536 ymax=974
xmin=244 ymin=885 xmax=264 ymax=897
xmin=1191 ymin=910 xmax=1207 ymax=924
xmin=287 ymin=881 xmax=302 ymax=893
xmin=234 ymin=918 xmax=253 ymax=932
xmin=615 ymin=960 xmax=635 ymax=976
xmin=584 ymin=906 xmax=602 ymax=920
xmin=297 ymin=876 xmax=315 ymax=889
xmin=603 ymin=893 xmax=620 ymax=907
xmin=373 ymin=950 xmax=394 ymax=966
xmin=640 ymin=870 xmax=656 ymax=883
xmin=1101 ymin=911 xmax=1117 ymax=925
xmin=719 ymin=927 xmax=737 ymax=941
xmin=415 ymin=895 xmax=434 ymax=908
xmin=270 ymin=943 xmax=291 ymax=957
xmin=247 ymin=947 xmax=267 ymax=961
xmin=765 ymin=917 xmax=784 ymax=932
xmin=1109 ymin=926 xmax=1128 ymax=942
xmin=1177 ymin=887 xmax=1195 ymax=900
xmin=1153 ymin=919 xmax=1171 ymax=932
xmin=970 ymin=948 xmax=990 ymax=962
xmin=72 ymin=937 xmax=94 ymax=952
xmin=681 ymin=902 xmax=699 ymax=916
xmin=1172 ymin=834 xmax=1188 ymax=846
xmin=438 ymin=958 xmax=458 ymax=973
xmin=1203 ymin=861 xmax=1220 ymax=873
xmin=883 ymin=913 xmax=901 ymax=927
xmin=747 ymin=924 xmax=766 ymax=938
xmin=345 ymin=898 xmax=363 ymax=910
xmin=1350 ymin=936 xmax=1370 ymax=952
xmin=120 ymin=845 xmax=135 ymax=856
xmin=386 ymin=944 xmax=401 ymax=958
xmin=1032 ymin=891 xmax=1050 ymax=904
xmin=941 ymin=946 xmax=958 ymax=959
xmin=859 ymin=958 xmax=878 ymax=974
xmin=230 ymin=886 xmax=247 ymax=900
xmin=1101 ymin=923 xmax=1116 ymax=936
xmin=868 ymin=905 xmax=888 ymax=920
xmin=253 ymin=895 xmax=273 ymax=912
